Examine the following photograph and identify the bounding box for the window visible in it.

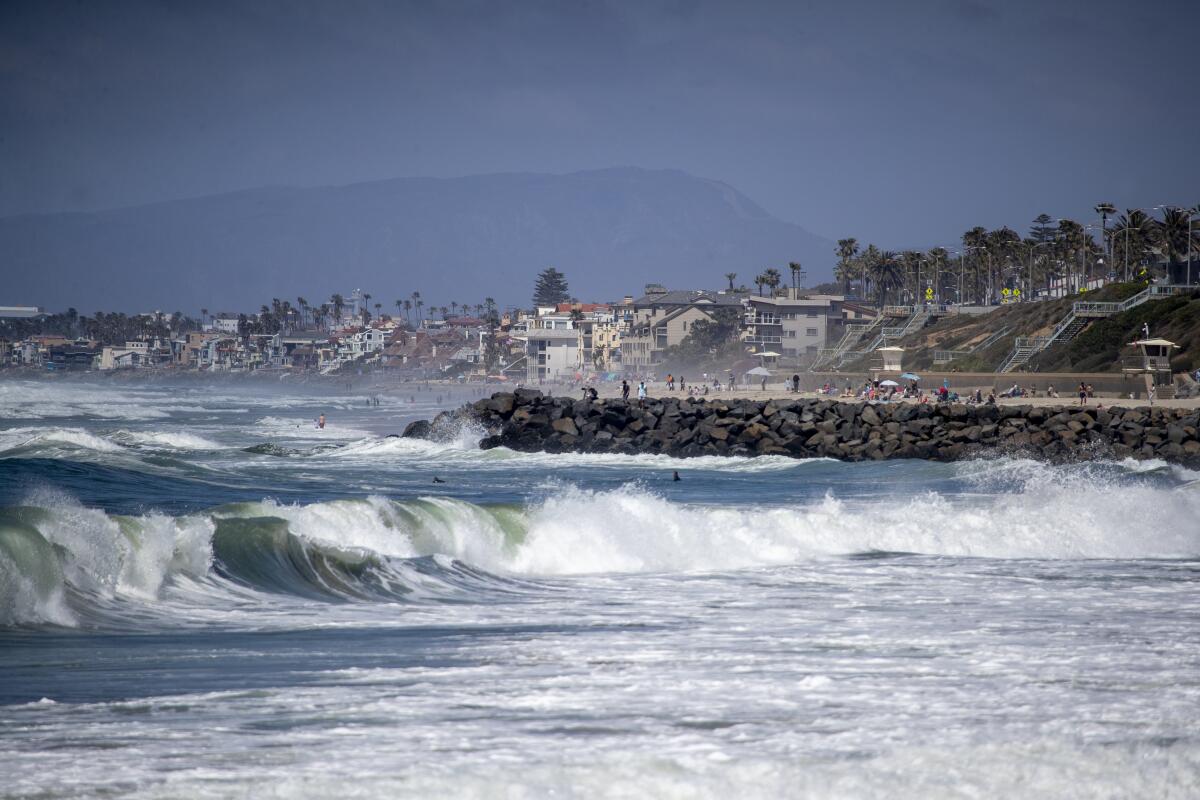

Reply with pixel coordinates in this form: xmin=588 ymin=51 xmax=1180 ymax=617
xmin=787 ymin=330 xmax=797 ymax=338
xmin=806 ymin=328 xmax=818 ymax=337
xmin=807 ymin=311 xmax=818 ymax=318
xmin=806 ymin=345 xmax=818 ymax=353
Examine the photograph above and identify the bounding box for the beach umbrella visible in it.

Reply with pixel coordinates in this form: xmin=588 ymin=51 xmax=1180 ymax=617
xmin=900 ymin=372 xmax=921 ymax=381
xmin=879 ymin=379 xmax=899 ymax=386
xmin=746 ymin=366 xmax=772 ymax=376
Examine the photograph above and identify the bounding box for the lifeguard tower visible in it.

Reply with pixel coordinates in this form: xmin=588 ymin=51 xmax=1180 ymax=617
xmin=1123 ymin=334 xmax=1178 ymax=403
xmin=871 ymin=346 xmax=904 ymax=380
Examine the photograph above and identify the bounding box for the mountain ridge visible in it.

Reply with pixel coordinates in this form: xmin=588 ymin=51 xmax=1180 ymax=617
xmin=1 ymin=167 xmax=833 ymax=312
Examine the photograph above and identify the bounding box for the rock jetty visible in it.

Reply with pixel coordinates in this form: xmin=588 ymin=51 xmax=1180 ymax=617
xmin=403 ymin=390 xmax=1200 ymax=465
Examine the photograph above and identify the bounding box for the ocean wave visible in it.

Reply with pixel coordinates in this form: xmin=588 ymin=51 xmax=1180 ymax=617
xmin=0 ymin=426 xmax=125 ymax=455
xmin=3 ymin=460 xmax=1198 ymax=627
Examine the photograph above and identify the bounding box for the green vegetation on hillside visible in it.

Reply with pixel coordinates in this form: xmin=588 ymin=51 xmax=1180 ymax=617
xmin=851 ymin=283 xmax=1200 ymax=374
xmin=1033 ymin=289 xmax=1200 ymax=373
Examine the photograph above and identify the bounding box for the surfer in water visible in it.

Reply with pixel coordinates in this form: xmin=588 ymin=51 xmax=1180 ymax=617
xmin=318 ymin=413 xmax=326 ymax=430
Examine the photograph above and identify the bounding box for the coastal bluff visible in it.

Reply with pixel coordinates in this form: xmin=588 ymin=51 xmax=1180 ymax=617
xmin=403 ymin=390 xmax=1200 ymax=466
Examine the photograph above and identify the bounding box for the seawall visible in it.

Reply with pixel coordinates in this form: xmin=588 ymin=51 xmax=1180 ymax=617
xmin=404 ymin=390 xmax=1200 ymax=466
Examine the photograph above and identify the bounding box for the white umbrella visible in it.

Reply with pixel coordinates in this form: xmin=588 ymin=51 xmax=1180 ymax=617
xmin=745 ymin=366 xmax=772 ymax=377
xmin=757 ymin=351 xmax=781 ymax=357
xmin=880 ymin=379 xmax=899 ymax=386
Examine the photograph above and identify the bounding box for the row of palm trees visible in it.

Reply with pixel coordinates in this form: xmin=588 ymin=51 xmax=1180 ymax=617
xmin=723 ymin=262 xmax=807 ymax=297
xmin=827 ymin=203 xmax=1199 ymax=307
xmin=197 ymin=291 xmax=500 ymax=335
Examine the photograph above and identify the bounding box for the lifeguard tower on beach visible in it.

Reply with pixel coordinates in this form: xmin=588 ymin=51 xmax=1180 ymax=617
xmin=871 ymin=346 xmax=904 ymax=379
xmin=1123 ymin=333 xmax=1178 ymax=403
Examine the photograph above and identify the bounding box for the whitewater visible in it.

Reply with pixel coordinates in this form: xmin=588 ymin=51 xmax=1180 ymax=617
xmin=1 ymin=378 xmax=1198 ymax=798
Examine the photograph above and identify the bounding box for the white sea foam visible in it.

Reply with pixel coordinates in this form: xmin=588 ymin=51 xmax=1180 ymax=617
xmin=110 ymin=430 xmax=224 ymax=451
xmin=253 ymin=415 xmax=372 ymax=440
xmin=0 ymin=426 xmax=124 ymax=455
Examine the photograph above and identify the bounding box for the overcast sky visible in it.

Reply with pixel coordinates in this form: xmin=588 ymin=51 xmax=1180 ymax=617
xmin=2 ymin=0 xmax=1197 ymax=247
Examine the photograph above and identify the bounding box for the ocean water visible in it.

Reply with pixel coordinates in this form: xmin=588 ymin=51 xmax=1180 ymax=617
xmin=1 ymin=377 xmax=1198 ymax=799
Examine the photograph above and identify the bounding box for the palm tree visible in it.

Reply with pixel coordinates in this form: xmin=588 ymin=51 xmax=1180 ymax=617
xmin=395 ymin=299 xmax=403 ymax=321
xmin=754 ymin=273 xmax=767 ymax=296
xmin=788 ymin=261 xmax=803 ymax=295
xmin=200 ymin=308 xmax=209 ymax=327
xmin=1095 ymin=202 xmax=1116 ymax=258
xmin=450 ymin=301 xmax=458 ymax=318
xmin=331 ymin=294 xmax=345 ymax=325
xmin=872 ymin=251 xmax=903 ymax=307
xmin=835 ymin=238 xmax=859 ymax=296
xmin=403 ymin=299 xmax=413 ymax=324
xmin=763 ymin=267 xmax=782 ymax=296
xmin=961 ymin=227 xmax=988 ymax=303
xmin=1152 ymin=207 xmax=1200 ymax=283
xmin=724 ymin=272 xmax=737 ymax=291
xmin=411 ymin=292 xmax=422 ymax=324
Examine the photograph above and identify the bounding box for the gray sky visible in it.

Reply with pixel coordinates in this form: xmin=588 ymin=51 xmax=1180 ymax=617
xmin=2 ymin=0 xmax=1197 ymax=246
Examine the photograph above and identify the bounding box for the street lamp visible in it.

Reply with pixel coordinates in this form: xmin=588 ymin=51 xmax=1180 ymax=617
xmin=1028 ymin=241 xmax=1053 ymax=300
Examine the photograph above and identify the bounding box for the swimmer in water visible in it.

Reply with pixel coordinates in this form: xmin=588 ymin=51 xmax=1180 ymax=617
xmin=673 ymin=470 xmax=681 ymax=482
xmin=432 ymin=476 xmax=446 ymax=484
xmin=318 ymin=413 xmax=325 ymax=429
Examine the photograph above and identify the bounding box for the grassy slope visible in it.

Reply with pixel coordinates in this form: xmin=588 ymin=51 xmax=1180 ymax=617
xmin=845 ymin=283 xmax=1200 ymax=373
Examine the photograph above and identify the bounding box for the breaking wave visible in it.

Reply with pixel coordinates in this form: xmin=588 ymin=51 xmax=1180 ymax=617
xmin=2 ymin=458 xmax=1198 ymax=628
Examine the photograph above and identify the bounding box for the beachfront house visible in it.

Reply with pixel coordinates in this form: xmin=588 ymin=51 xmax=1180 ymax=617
xmin=523 ymin=328 xmax=581 ymax=383
xmin=621 ymin=287 xmax=746 ymax=370
xmin=743 ymin=291 xmax=840 ymax=368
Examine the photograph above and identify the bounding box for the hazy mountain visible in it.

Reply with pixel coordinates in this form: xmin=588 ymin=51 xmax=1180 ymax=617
xmin=1 ymin=167 xmax=833 ymax=313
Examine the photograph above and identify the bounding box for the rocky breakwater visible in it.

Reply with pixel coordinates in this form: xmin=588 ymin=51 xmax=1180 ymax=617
xmin=403 ymin=389 xmax=1200 ymax=465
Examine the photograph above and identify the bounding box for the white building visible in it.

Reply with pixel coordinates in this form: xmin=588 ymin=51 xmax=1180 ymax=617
xmin=524 ymin=328 xmax=581 ymax=383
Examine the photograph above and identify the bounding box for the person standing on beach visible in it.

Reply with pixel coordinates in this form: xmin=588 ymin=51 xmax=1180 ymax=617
xmin=622 ymin=380 xmax=630 ymax=401
xmin=1078 ymin=382 xmax=1087 ymax=406
xmin=637 ymin=381 xmax=647 ymax=408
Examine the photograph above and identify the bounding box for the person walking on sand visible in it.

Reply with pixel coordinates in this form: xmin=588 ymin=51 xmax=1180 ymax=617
xmin=1078 ymin=382 xmax=1087 ymax=406
xmin=622 ymin=380 xmax=630 ymax=401
xmin=637 ymin=381 xmax=647 ymax=408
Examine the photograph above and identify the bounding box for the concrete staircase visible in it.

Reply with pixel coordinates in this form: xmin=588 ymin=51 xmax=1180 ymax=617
xmin=997 ymin=284 xmax=1191 ymax=374
xmin=811 ymin=314 xmax=884 ymax=371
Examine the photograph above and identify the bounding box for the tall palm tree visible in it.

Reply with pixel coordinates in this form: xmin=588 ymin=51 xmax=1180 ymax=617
xmin=395 ymin=300 xmax=403 ymax=321
xmin=331 ymin=293 xmax=345 ymax=325
xmin=859 ymin=244 xmax=881 ymax=303
xmin=450 ymin=301 xmax=458 ymax=317
xmin=724 ymin=272 xmax=737 ymax=291
xmin=403 ymin=299 xmax=413 ymax=324
xmin=961 ymin=227 xmax=988 ymax=303
xmin=788 ymin=261 xmax=803 ymax=294
xmin=835 ymin=238 xmax=859 ymax=296
xmin=1152 ymin=207 xmax=1200 ymax=283
xmin=1094 ymin=202 xmax=1116 ymax=258
xmin=754 ymin=273 xmax=767 ymax=296
xmin=872 ymin=252 xmax=902 ymax=307
xmin=411 ymin=292 xmax=422 ymax=324
xmin=899 ymin=251 xmax=923 ymax=304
